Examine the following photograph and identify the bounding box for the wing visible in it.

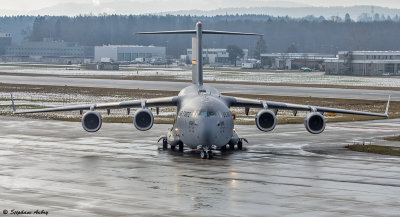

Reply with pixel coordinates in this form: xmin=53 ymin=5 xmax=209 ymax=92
xmin=11 ymin=94 xmax=179 ymax=114
xmin=223 ymin=96 xmax=390 ymax=118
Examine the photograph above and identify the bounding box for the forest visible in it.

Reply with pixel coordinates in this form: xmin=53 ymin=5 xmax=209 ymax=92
xmin=2 ymin=14 xmax=400 ymax=57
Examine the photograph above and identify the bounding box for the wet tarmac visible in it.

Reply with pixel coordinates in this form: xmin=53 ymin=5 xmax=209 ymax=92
xmin=0 ymin=75 xmax=398 ymax=101
xmin=1 ymin=116 xmax=400 ymax=216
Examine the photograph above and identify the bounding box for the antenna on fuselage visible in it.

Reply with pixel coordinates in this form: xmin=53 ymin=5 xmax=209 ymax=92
xmin=136 ymin=21 xmax=263 ymax=86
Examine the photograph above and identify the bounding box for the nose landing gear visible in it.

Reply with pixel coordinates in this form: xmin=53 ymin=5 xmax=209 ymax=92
xmin=200 ymin=147 xmax=213 ymax=159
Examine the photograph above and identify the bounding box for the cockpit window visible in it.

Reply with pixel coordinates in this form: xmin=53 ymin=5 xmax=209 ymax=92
xmin=193 ymin=109 xmax=222 ymax=117
xmin=199 ymin=111 xmax=207 ymax=117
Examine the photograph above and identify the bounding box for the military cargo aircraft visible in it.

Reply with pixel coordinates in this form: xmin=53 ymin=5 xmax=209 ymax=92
xmin=11 ymin=21 xmax=390 ymax=159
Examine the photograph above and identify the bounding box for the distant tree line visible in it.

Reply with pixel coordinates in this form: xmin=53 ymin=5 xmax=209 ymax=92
xmin=2 ymin=14 xmax=400 ymax=57
xmin=0 ymin=16 xmax=35 ymax=43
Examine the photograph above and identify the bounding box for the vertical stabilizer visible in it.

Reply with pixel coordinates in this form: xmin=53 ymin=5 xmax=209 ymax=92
xmin=191 ymin=37 xmax=199 ymax=84
xmin=194 ymin=21 xmax=203 ymax=85
xmin=135 ymin=22 xmax=262 ymax=86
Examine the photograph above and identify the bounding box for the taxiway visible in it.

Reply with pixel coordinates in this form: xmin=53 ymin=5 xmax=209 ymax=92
xmin=0 ymin=117 xmax=399 ymax=216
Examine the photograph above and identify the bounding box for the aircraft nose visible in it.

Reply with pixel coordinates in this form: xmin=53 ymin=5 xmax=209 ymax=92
xmin=200 ymin=127 xmax=212 ymax=145
xmin=198 ymin=117 xmax=223 ymax=147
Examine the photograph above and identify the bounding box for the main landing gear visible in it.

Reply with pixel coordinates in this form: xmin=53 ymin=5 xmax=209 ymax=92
xmin=171 ymin=142 xmax=184 ymax=152
xmin=220 ymin=145 xmax=227 ymax=152
xmin=178 ymin=142 xmax=184 ymax=152
xmin=158 ymin=137 xmax=168 ymax=149
xmin=238 ymin=138 xmax=248 ymax=150
xmin=158 ymin=137 xmax=184 ymax=152
xmin=227 ymin=138 xmax=248 ymax=151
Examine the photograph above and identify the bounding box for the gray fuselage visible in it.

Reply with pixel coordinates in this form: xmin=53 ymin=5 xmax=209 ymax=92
xmin=167 ymin=84 xmax=235 ymax=149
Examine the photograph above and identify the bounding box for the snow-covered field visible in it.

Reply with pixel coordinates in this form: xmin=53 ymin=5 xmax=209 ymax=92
xmin=0 ymin=91 xmax=177 ymax=121
xmin=1 ymin=64 xmax=400 ymax=87
xmin=0 ymin=64 xmax=397 ymax=122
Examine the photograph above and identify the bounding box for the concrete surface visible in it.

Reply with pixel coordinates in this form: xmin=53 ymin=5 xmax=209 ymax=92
xmin=0 ymin=116 xmax=399 ymax=216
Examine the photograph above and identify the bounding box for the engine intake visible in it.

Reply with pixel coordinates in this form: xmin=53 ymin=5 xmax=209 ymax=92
xmin=304 ymin=112 xmax=326 ymax=134
xmin=255 ymin=109 xmax=276 ymax=132
xmin=82 ymin=111 xmax=102 ymax=132
xmin=134 ymin=108 xmax=154 ymax=131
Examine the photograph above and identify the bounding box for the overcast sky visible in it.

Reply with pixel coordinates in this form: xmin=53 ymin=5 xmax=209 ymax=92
xmin=2 ymin=0 xmax=400 ymax=13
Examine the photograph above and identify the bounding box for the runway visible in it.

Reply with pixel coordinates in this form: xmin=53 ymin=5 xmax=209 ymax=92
xmin=0 ymin=75 xmax=398 ymax=101
xmin=1 ymin=116 xmax=400 ymax=216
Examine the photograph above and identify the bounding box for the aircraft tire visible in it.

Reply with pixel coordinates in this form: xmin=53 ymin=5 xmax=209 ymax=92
xmin=221 ymin=145 xmax=227 ymax=152
xmin=171 ymin=145 xmax=176 ymax=150
xmin=237 ymin=141 xmax=243 ymax=150
xmin=163 ymin=140 xmax=168 ymax=149
xmin=229 ymin=144 xmax=235 ymax=150
xmin=207 ymin=151 xmax=213 ymax=159
xmin=201 ymin=151 xmax=207 ymax=159
xmin=178 ymin=142 xmax=184 ymax=152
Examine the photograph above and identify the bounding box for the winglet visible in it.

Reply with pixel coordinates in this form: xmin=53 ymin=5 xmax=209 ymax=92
xmin=10 ymin=93 xmax=16 ymax=114
xmin=385 ymin=95 xmax=391 ymax=118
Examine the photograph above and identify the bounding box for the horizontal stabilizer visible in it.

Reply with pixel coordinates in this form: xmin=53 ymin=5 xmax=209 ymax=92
xmin=135 ymin=22 xmax=263 ymax=86
xmin=136 ymin=30 xmax=263 ymax=36
xmin=136 ymin=30 xmax=196 ymax=35
xmin=202 ymin=30 xmax=263 ymax=36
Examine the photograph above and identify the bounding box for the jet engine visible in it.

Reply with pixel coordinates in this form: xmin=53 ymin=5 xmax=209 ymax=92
xmin=134 ymin=108 xmax=154 ymax=131
xmin=255 ymin=109 xmax=276 ymax=132
xmin=82 ymin=111 xmax=102 ymax=132
xmin=304 ymin=112 xmax=326 ymax=134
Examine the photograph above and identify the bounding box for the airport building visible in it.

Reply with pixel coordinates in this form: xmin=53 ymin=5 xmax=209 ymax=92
xmin=260 ymin=53 xmax=335 ymax=70
xmin=0 ymin=33 xmax=12 ymax=55
xmin=186 ymin=48 xmax=249 ymax=65
xmin=94 ymin=45 xmax=166 ymax=62
xmin=5 ymin=39 xmax=93 ymax=57
xmin=325 ymin=51 xmax=400 ymax=76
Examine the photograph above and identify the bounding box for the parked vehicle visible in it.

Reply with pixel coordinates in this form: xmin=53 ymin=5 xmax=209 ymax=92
xmin=300 ymin=67 xmax=312 ymax=72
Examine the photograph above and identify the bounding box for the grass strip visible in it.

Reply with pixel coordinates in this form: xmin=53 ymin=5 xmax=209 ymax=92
xmin=385 ymin=136 xmax=400 ymax=141
xmin=346 ymin=144 xmax=400 ymax=156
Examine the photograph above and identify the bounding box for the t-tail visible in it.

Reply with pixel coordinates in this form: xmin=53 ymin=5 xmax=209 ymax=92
xmin=136 ymin=21 xmax=263 ymax=86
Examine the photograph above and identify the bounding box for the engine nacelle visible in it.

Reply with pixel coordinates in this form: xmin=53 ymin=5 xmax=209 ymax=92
xmin=134 ymin=108 xmax=154 ymax=131
xmin=82 ymin=111 xmax=102 ymax=132
xmin=304 ymin=112 xmax=326 ymax=134
xmin=255 ymin=109 xmax=277 ymax=132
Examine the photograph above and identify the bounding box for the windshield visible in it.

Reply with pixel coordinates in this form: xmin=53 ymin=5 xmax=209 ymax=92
xmin=193 ymin=109 xmax=221 ymax=117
